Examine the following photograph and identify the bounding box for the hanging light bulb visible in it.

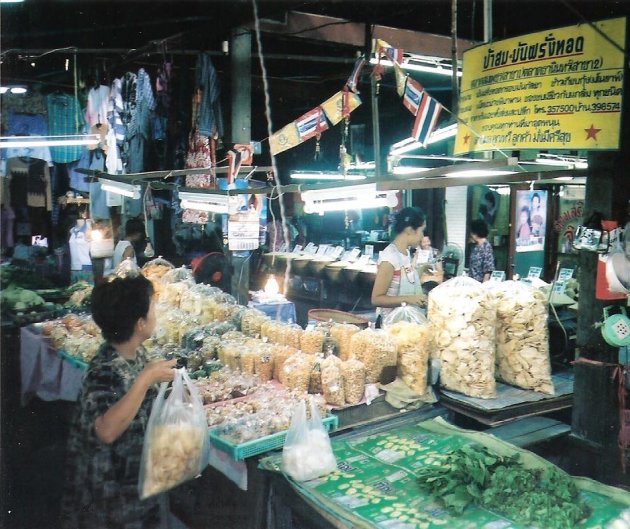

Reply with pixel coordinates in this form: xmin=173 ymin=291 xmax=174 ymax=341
xmin=264 ymin=275 xmax=280 ymax=296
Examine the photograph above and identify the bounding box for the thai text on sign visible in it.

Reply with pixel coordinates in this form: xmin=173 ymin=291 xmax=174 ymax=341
xmin=455 ymin=17 xmax=625 ymax=154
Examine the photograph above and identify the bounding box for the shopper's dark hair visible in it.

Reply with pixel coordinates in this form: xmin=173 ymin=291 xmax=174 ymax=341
xmin=484 ymin=191 xmax=496 ymax=208
xmin=470 ymin=219 xmax=489 ymax=238
xmin=125 ymin=218 xmax=145 ymax=238
xmin=91 ymin=275 xmax=154 ymax=343
xmin=393 ymin=207 xmax=426 ymax=234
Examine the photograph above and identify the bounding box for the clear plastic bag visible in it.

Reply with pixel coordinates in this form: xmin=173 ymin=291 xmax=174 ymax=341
xmin=139 ymin=368 xmax=209 ymax=499
xmin=428 ymin=276 xmax=496 ymax=398
xmin=282 ymin=398 xmax=337 ymax=482
xmin=382 ymin=302 xmax=427 ymax=328
xmin=112 ymin=257 xmax=141 ymax=279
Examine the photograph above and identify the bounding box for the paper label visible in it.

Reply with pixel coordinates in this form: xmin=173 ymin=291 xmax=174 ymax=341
xmin=558 ymin=268 xmax=574 ymax=281
xmin=527 ymin=266 xmax=543 ymax=279
xmin=553 ymin=280 xmax=567 ymax=295
xmin=304 ymin=242 xmax=318 ymax=254
xmin=292 ymin=244 xmax=303 ymax=254
xmin=490 ymin=270 xmax=506 ymax=282
xmin=316 ymin=244 xmax=329 ymax=256
xmin=364 ymin=244 xmax=374 ymax=257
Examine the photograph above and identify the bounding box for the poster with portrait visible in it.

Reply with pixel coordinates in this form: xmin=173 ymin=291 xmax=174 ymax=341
xmin=554 ymin=197 xmax=584 ymax=254
xmin=515 ymin=190 xmax=547 ymax=252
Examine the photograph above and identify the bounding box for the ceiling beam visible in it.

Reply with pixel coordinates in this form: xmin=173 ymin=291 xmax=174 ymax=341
xmin=251 ymin=11 xmax=477 ymax=60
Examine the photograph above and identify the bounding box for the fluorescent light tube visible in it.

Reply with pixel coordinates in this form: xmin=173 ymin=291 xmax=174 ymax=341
xmin=0 ymin=134 xmax=100 ymax=149
xmin=180 ymin=199 xmax=228 ymax=214
xmin=99 ymin=179 xmax=141 ymax=199
xmin=178 ymin=191 xmax=229 ymax=205
xmin=446 ymin=169 xmax=516 ymax=178
xmin=370 ymin=58 xmax=462 ymax=77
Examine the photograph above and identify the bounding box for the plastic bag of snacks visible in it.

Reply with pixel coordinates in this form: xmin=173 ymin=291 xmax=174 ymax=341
xmin=260 ymin=320 xmax=283 ymax=344
xmin=329 ymin=323 xmax=361 ymax=361
xmin=142 ymin=257 xmax=175 ymax=295
xmin=240 ymin=308 xmax=270 ymax=337
xmin=341 ymin=358 xmax=366 ymax=404
xmin=272 ymin=344 xmax=298 ymax=383
xmin=282 ymin=352 xmax=317 ymax=393
xmin=349 ymin=328 xmax=397 ymax=384
xmin=382 ymin=302 xmax=427 ymax=328
xmin=309 ymin=354 xmax=324 ymax=394
xmin=321 ymin=355 xmax=345 ymax=406
xmin=280 ymin=323 xmax=304 ymax=349
xmin=282 ymin=398 xmax=337 ymax=482
xmin=387 ymin=321 xmax=430 ymax=395
xmin=486 ymin=280 xmax=554 ymax=394
xmin=139 ymin=369 xmax=209 ymax=498
xmin=300 ymin=327 xmax=326 ymax=354
xmin=254 ymin=343 xmax=275 ymax=382
xmin=428 ymin=276 xmax=497 ymax=398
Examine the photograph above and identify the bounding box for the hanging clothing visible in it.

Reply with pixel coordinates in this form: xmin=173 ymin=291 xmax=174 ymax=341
xmin=195 ymin=53 xmax=223 ymax=138
xmin=87 ymin=150 xmax=111 ymax=220
xmin=6 ymin=156 xmax=52 ymax=211
xmin=6 ymin=112 xmax=49 ymax=137
xmin=1 ymin=206 xmax=16 ymax=249
xmin=129 ymin=68 xmax=155 ymax=142
xmin=86 ymin=85 xmax=110 ymax=126
xmin=1 ymin=90 xmax=48 ymax=119
xmin=47 ymin=93 xmax=85 ymax=163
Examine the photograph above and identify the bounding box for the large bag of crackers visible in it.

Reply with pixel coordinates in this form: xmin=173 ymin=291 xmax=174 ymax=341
xmin=349 ymin=328 xmax=397 ymax=384
xmin=428 ymin=276 xmax=497 ymax=398
xmin=486 ymin=280 xmax=554 ymax=394
xmin=139 ymin=368 xmax=209 ymax=499
xmin=387 ymin=320 xmax=431 ymax=396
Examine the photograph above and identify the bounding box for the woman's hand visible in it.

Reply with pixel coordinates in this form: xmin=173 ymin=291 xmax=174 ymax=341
xmin=406 ymin=293 xmax=427 ymax=306
xmin=139 ymin=358 xmax=177 ymax=387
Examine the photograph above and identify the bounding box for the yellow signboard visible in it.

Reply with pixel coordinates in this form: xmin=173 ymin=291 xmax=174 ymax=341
xmin=454 ymin=17 xmax=625 ymax=154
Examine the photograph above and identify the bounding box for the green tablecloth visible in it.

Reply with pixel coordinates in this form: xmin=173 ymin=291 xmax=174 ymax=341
xmin=260 ymin=417 xmax=630 ymax=529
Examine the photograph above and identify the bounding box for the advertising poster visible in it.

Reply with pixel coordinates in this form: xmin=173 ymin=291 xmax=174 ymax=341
xmin=515 ymin=189 xmax=547 ymax=252
xmin=554 ymin=196 xmax=584 ymax=253
xmin=455 ymin=17 xmax=625 ymax=154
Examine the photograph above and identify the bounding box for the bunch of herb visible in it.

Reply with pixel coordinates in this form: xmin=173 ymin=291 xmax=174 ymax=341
xmin=416 ymin=444 xmax=590 ymax=528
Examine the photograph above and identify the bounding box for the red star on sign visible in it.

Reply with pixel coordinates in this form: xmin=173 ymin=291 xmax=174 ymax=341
xmin=585 ymin=124 xmax=601 ymax=140
xmin=463 ymin=133 xmax=471 ymax=144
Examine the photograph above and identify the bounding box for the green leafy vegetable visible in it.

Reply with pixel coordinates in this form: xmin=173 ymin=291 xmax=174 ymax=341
xmin=416 ymin=444 xmax=590 ymax=528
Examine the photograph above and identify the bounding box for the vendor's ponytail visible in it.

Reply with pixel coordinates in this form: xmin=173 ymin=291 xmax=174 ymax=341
xmin=393 ymin=207 xmax=426 ymax=234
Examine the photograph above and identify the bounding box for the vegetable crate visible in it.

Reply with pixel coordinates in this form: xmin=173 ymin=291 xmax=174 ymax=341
xmin=209 ymin=415 xmax=339 ymax=460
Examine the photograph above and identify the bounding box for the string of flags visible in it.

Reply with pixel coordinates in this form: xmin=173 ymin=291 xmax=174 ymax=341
xmin=267 ymin=38 xmax=443 ymax=157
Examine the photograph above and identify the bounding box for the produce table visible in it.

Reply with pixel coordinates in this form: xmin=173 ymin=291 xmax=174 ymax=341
xmin=439 ymin=370 xmax=574 ymax=426
xmin=258 ymin=416 xmax=630 ymax=529
xmin=19 ymin=324 xmax=84 ymax=404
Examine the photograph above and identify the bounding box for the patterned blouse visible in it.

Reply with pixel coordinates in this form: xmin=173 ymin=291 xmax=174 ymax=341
xmin=60 ymin=343 xmax=160 ymax=529
xmin=469 ymin=240 xmax=495 ymax=282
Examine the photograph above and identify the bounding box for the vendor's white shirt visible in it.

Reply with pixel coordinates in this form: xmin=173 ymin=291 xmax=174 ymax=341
xmin=378 ymin=243 xmax=412 ymax=297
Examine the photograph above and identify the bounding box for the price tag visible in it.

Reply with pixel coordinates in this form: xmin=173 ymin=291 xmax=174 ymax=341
xmin=304 ymin=243 xmax=318 ymax=255
xmin=364 ymin=244 xmax=374 ymax=257
xmin=228 ymin=218 xmax=260 ymax=251
xmin=490 ymin=271 xmax=506 ymax=282
xmin=558 ymin=268 xmax=574 ymax=281
xmin=332 ymin=246 xmax=345 ymax=259
xmin=527 ymin=266 xmax=543 ymax=279
xmin=348 ymin=248 xmax=361 ymax=261
xmin=316 ymin=244 xmax=329 ymax=256
xmin=358 ymin=254 xmax=371 ymax=265
xmin=292 ymin=244 xmax=303 ymax=254
xmin=553 ymin=280 xmax=567 ymax=295
xmin=278 ymin=243 xmax=288 ymax=253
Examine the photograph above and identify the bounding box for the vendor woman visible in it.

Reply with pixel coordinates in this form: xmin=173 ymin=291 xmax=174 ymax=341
xmin=371 ymin=206 xmax=427 ymax=316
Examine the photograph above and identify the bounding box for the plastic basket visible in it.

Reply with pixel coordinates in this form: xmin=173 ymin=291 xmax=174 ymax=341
xmin=307 ymin=309 xmax=369 ymax=328
xmin=209 ymin=414 xmax=338 ymax=460
xmin=58 ymin=349 xmax=89 ymax=369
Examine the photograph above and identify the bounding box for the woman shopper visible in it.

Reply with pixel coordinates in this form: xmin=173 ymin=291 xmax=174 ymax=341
xmin=60 ymin=275 xmax=176 ymax=529
xmin=469 ymin=219 xmax=495 ymax=283
xmin=371 ymin=207 xmax=427 ymax=318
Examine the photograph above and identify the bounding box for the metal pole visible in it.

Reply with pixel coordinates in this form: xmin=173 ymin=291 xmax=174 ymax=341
xmin=483 ymin=0 xmax=493 ymax=42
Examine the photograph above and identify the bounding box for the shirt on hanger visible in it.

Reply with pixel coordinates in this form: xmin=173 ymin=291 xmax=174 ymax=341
xmin=47 ymin=93 xmax=85 ymax=163
xmin=6 ymin=157 xmax=52 ymax=211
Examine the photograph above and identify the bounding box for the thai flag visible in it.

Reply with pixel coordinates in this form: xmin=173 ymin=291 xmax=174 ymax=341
xmin=402 ymin=78 xmax=424 ymax=115
xmin=346 ymin=57 xmax=366 ymax=93
xmin=295 ymin=107 xmax=329 ymax=142
xmin=412 ymin=94 xmax=442 ymax=146
xmin=378 ymin=41 xmax=403 ymax=65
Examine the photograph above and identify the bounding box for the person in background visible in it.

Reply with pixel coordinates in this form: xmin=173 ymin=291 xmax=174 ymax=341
xmin=60 ymin=275 xmax=176 ymax=529
xmin=190 ymin=226 xmax=231 ymax=291
xmin=469 ymin=219 xmax=495 ymax=282
xmin=372 ymin=207 xmax=427 ymax=317
xmin=112 ymin=218 xmax=146 ymax=269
